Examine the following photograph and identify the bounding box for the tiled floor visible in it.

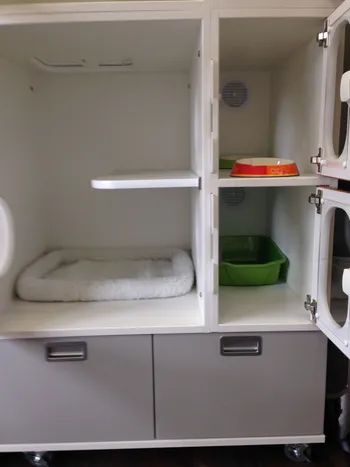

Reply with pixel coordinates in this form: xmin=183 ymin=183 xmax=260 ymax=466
xmin=1 ymin=444 xmax=350 ymax=467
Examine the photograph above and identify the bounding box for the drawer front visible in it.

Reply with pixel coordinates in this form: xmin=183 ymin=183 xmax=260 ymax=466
xmin=154 ymin=332 xmax=327 ymax=439
xmin=0 ymin=336 xmax=154 ymax=444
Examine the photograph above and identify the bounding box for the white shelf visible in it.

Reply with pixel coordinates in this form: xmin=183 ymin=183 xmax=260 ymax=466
xmin=218 ymin=284 xmax=315 ymax=332
xmin=0 ymin=290 xmax=204 ymax=338
xmin=0 ymin=1 xmax=203 ymax=17
xmin=92 ymin=170 xmax=200 ymax=190
xmin=218 ymin=171 xmax=332 ymax=188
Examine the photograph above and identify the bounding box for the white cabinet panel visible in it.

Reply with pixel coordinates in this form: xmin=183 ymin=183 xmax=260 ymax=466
xmin=0 ymin=336 xmax=154 ymax=444
xmin=154 ymin=333 xmax=327 ymax=439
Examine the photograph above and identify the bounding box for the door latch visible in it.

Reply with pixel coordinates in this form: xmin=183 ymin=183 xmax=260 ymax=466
xmin=304 ymin=295 xmax=317 ymax=323
xmin=317 ymin=22 xmax=329 ymax=48
xmin=308 ymin=189 xmax=324 ymax=214
xmin=310 ymin=148 xmax=322 ymax=172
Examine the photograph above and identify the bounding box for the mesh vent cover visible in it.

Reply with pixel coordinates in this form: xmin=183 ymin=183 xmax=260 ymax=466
xmin=221 ymin=80 xmax=248 ymax=108
xmin=222 ymin=188 xmax=246 ymax=208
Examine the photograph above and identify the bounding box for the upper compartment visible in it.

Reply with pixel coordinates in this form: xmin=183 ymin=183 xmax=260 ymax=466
xmin=215 ymin=16 xmax=334 ymax=188
xmin=0 ymin=18 xmax=202 ymax=186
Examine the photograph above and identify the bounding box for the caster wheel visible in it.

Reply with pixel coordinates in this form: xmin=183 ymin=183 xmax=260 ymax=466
xmin=23 ymin=452 xmax=52 ymax=467
xmin=340 ymin=437 xmax=350 ymax=454
xmin=284 ymin=444 xmax=312 ymax=463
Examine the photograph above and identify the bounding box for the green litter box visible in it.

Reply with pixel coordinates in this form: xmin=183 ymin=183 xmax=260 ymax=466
xmin=219 ymin=236 xmax=289 ymax=286
xmin=219 ymin=156 xmax=236 ymax=170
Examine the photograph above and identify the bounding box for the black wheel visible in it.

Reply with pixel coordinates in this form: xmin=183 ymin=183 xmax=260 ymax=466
xmin=23 ymin=452 xmax=52 ymax=467
xmin=284 ymin=444 xmax=312 ymax=463
xmin=340 ymin=437 xmax=350 ymax=454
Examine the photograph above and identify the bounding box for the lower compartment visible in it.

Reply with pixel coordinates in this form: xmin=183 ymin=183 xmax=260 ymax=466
xmin=0 ymin=332 xmax=327 ymax=447
xmin=154 ymin=332 xmax=327 ymax=439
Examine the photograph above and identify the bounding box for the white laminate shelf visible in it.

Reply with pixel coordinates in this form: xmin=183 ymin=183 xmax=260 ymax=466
xmin=218 ymin=171 xmax=333 ymax=188
xmin=92 ymin=170 xmax=200 ymax=190
xmin=218 ymin=284 xmax=315 ymax=332
xmin=0 ymin=290 xmax=204 ymax=338
xmin=0 ymin=1 xmax=203 ymax=16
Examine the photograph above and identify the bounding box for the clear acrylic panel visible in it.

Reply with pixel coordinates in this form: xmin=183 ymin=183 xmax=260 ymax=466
xmin=327 ymin=207 xmax=350 ymax=327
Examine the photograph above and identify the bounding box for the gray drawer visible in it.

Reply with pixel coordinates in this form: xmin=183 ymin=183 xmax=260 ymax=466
xmin=0 ymin=335 xmax=154 ymax=444
xmin=154 ymin=332 xmax=327 ymax=439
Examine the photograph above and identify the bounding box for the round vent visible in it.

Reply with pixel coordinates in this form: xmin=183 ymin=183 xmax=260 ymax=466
xmin=221 ymin=80 xmax=248 ymax=108
xmin=222 ymin=188 xmax=246 ymax=208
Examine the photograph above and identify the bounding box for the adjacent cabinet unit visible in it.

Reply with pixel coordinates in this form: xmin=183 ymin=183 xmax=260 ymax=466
xmin=0 ymin=0 xmax=349 ymax=454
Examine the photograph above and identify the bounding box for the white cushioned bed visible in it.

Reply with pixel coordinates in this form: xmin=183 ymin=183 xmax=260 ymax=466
xmin=16 ymin=248 xmax=194 ymax=302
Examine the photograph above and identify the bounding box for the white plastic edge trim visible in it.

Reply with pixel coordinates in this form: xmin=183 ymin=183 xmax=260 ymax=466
xmin=0 ymin=198 xmax=14 ymax=278
xmin=0 ymin=435 xmax=325 ymax=452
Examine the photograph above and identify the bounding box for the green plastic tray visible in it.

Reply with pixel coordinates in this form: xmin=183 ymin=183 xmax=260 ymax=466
xmin=219 ymin=157 xmax=236 ymax=170
xmin=219 ymin=236 xmax=289 ymax=286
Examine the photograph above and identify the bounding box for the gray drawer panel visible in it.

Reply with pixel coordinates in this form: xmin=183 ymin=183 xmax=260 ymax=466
xmin=154 ymin=332 xmax=327 ymax=439
xmin=0 ymin=336 xmax=154 ymax=444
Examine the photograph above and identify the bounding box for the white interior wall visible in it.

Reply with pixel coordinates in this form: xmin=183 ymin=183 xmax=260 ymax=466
xmin=0 ymin=59 xmax=46 ymax=312
xmin=37 ymin=72 xmax=192 ymax=250
xmin=271 ymin=37 xmax=323 ymax=172
xmin=219 ymin=71 xmax=271 ymax=158
xmin=219 ymin=188 xmax=271 ymax=237
xmin=271 ymin=187 xmax=314 ymax=300
xmin=270 ymin=39 xmax=324 ymax=299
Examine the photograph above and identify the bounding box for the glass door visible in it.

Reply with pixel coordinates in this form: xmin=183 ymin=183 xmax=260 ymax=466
xmin=314 ymin=187 xmax=350 ymax=357
xmin=318 ymin=5 xmax=350 ymax=180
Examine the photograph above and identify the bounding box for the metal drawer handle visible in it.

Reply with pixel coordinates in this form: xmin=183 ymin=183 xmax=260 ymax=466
xmin=46 ymin=342 xmax=87 ymax=362
xmin=220 ymin=336 xmax=262 ymax=356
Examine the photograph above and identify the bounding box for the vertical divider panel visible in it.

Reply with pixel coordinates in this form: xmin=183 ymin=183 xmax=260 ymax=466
xmin=190 ymin=25 xmax=204 ymax=319
xmin=210 ymin=192 xmax=219 ymax=326
xmin=210 ymin=11 xmax=219 ymax=176
xmin=191 ymin=14 xmax=213 ymax=329
xmin=208 ymin=10 xmax=220 ymax=329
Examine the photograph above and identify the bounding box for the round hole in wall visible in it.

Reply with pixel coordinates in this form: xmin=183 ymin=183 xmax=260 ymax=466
xmin=222 ymin=188 xmax=246 ymax=208
xmin=221 ymin=80 xmax=248 ymax=108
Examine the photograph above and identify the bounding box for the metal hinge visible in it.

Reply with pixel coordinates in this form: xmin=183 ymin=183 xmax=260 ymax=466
xmin=317 ymin=22 xmax=329 ymax=48
xmin=198 ymin=177 xmax=202 ymax=190
xmin=304 ymin=295 xmax=317 ymax=323
xmin=308 ymin=189 xmax=324 ymax=214
xmin=310 ymin=148 xmax=322 ymax=171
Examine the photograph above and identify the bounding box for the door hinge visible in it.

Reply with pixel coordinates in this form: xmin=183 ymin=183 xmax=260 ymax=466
xmin=198 ymin=177 xmax=202 ymax=190
xmin=310 ymin=148 xmax=323 ymax=171
xmin=304 ymin=295 xmax=317 ymax=323
xmin=308 ymin=189 xmax=324 ymax=214
xmin=317 ymin=22 xmax=329 ymax=48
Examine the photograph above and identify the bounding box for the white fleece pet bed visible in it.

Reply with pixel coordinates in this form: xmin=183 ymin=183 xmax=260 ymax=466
xmin=16 ymin=248 xmax=194 ymax=302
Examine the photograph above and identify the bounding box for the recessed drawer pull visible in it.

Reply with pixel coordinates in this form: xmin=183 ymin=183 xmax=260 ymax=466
xmin=46 ymin=342 xmax=87 ymax=362
xmin=220 ymin=336 xmax=262 ymax=356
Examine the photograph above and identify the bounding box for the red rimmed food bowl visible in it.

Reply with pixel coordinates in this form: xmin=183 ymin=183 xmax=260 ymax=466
xmin=230 ymin=158 xmax=299 ymax=177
